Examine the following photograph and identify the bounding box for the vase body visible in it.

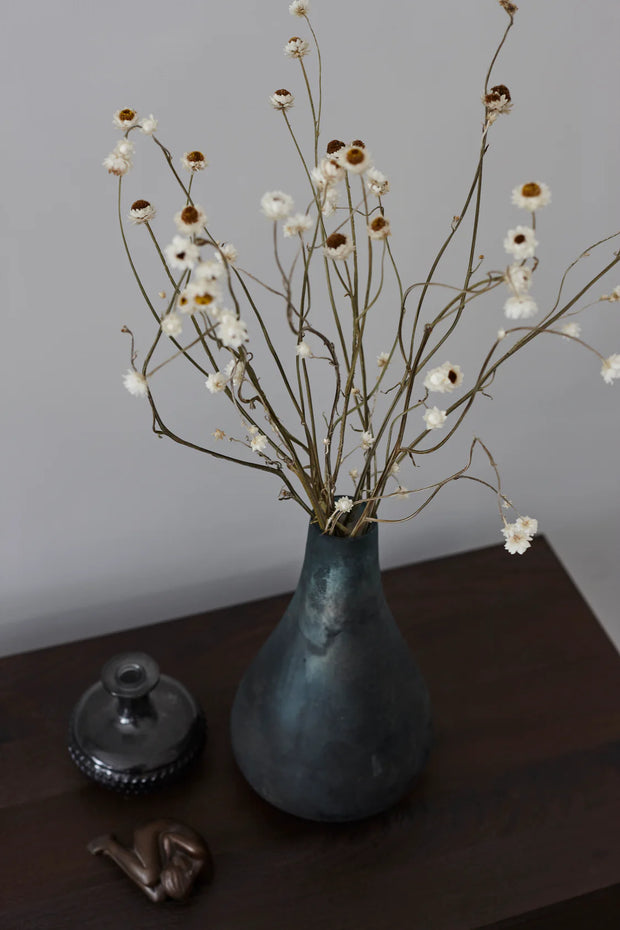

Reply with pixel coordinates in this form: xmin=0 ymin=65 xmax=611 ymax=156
xmin=230 ymin=523 xmax=432 ymax=822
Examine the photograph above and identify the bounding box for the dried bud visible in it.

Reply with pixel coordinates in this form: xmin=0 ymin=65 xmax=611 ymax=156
xmin=499 ymin=0 xmax=518 ymax=14
xmin=326 ymin=139 xmax=345 ymax=155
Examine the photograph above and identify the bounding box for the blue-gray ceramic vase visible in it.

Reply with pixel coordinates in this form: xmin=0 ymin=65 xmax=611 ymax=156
xmin=230 ymin=522 xmax=432 ymax=822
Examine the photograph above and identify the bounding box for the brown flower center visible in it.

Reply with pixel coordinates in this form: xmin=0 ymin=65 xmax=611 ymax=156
xmin=448 ymin=368 xmax=458 ymax=384
xmin=521 ymin=182 xmax=542 ymax=198
xmin=326 ymin=139 xmax=345 ymax=154
xmin=181 ymin=206 xmax=200 ymax=224
xmin=490 ymin=84 xmax=511 ymax=101
xmin=289 ymin=36 xmax=301 ymax=42
xmin=131 ymin=199 xmax=151 ymax=211
xmin=187 ymin=150 xmax=205 ymax=163
xmin=118 ymin=108 xmax=136 ymax=122
xmin=370 ymin=217 xmax=387 ymax=231
xmin=351 ymin=139 xmax=365 ymax=148
xmin=346 ymin=147 xmax=365 ymax=166
xmin=514 ymin=234 xmax=526 ymax=244
xmin=194 ymin=293 xmax=214 ymax=305
xmin=275 ymin=88 xmax=291 ymax=97
xmin=326 ymin=233 xmax=347 ymax=249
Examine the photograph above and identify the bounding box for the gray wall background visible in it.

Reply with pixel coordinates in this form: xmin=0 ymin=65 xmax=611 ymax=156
xmin=2 ymin=0 xmax=619 ymax=657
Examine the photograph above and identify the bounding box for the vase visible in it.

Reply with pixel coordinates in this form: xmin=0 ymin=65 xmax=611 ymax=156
xmin=230 ymin=522 xmax=432 ymax=822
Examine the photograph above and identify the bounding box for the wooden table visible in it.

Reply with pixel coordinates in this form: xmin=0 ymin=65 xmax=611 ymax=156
xmin=1 ymin=538 xmax=619 ymax=929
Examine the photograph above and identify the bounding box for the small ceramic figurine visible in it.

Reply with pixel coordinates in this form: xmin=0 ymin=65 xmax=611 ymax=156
xmin=88 ymin=819 xmax=213 ymax=902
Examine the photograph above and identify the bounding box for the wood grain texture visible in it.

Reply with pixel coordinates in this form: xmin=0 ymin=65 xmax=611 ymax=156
xmin=0 ymin=537 xmax=619 ymax=929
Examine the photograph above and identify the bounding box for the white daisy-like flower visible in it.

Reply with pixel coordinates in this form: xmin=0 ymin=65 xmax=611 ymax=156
xmin=335 ymin=496 xmax=354 ymax=514
xmin=216 ymin=242 xmax=238 ymax=264
xmin=113 ymin=108 xmax=139 ymax=130
xmin=224 ymin=358 xmax=245 ymax=388
xmin=129 ymin=199 xmax=156 ymax=224
xmin=176 ymin=281 xmax=220 ymax=315
xmin=423 ymin=406 xmax=447 ymax=430
xmin=216 ymin=312 xmax=249 ymax=349
xmin=319 ymin=157 xmax=345 ymax=184
xmin=482 ymin=84 xmax=513 ymax=116
xmin=250 ymin=433 xmax=268 ymax=453
xmin=338 ymin=145 xmax=372 ymax=175
xmin=289 ymin=0 xmax=310 ymax=15
xmin=505 ymin=263 xmax=532 ymax=295
xmin=366 ymin=167 xmax=390 ymax=197
xmin=270 ymin=88 xmax=295 ymax=110
xmin=423 ymin=362 xmax=464 ymax=393
xmin=502 ymin=523 xmax=532 ymax=555
xmin=504 ymin=225 xmax=538 ymax=260
xmin=181 ymin=150 xmax=208 ymax=172
xmin=561 ymin=321 xmax=581 ymax=340
xmin=323 ymin=232 xmax=355 ymax=260
xmin=212 ymin=428 xmax=226 ymax=440
xmin=205 ymin=371 xmax=228 ymax=394
xmin=161 ymin=312 xmax=183 ymax=337
xmin=174 ymin=204 xmax=207 ymax=234
xmin=516 ymin=515 xmax=538 ymax=537
xmin=114 ymin=138 xmax=135 ymax=158
xmin=103 ymin=149 xmax=132 ymax=177
xmin=284 ymin=36 xmax=310 ymax=58
xmin=321 ymin=187 xmax=340 ymax=217
xmin=511 ymin=182 xmax=551 ymax=212
xmin=377 ymin=352 xmax=390 ymax=368
xmin=504 ymin=295 xmax=538 ymax=320
xmin=601 ymin=354 xmax=620 ymax=384
xmin=139 ymin=114 xmax=158 ymax=135
xmin=368 ymin=216 xmax=391 ymax=240
xmin=261 ymin=190 xmax=294 ymax=220
xmin=361 ymin=431 xmax=375 ymax=451
xmin=296 ymin=341 xmax=312 ymax=358
xmin=165 ymin=235 xmax=200 ymax=271
xmin=122 ymin=369 xmax=148 ymax=397
xmin=194 ymin=259 xmax=225 ymax=283
xmin=283 ymin=213 xmax=314 ymax=237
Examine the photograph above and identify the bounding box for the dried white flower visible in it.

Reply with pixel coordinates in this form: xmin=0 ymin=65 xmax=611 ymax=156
xmin=483 ymin=84 xmax=513 ymax=117
xmin=181 ymin=150 xmax=207 ymax=172
xmin=601 ymin=354 xmax=620 ymax=384
xmin=139 ymin=114 xmax=158 ymax=135
xmin=368 ymin=216 xmax=391 ymax=240
xmin=502 ymin=523 xmax=532 ymax=555
xmin=113 ymin=108 xmax=139 ymax=130
xmin=335 ymin=496 xmax=354 ymax=513
xmin=321 ymin=187 xmax=340 ymax=217
xmin=161 ymin=312 xmax=183 ymax=337
xmin=217 ymin=242 xmax=238 ymax=264
xmin=561 ymin=321 xmax=581 ymax=340
xmin=423 ymin=362 xmax=464 ymax=393
xmin=504 ymin=295 xmax=538 ymax=320
xmin=504 ymin=225 xmax=538 ymax=260
xmin=389 ymin=462 xmax=400 ymax=476
xmin=395 ymin=486 xmax=411 ymax=499
xmin=284 ymin=36 xmax=310 ymax=58
xmin=129 ymin=199 xmax=156 ymax=224
xmin=511 ymin=182 xmax=551 ymax=212
xmin=283 ymin=213 xmax=314 ymax=237
xmin=174 ymin=203 xmax=207 ymax=234
xmin=323 ymin=232 xmax=355 ymax=260
xmin=423 ymin=406 xmax=447 ymax=430
xmin=296 ymin=341 xmax=312 ymax=358
xmin=103 ymin=147 xmax=132 ymax=177
xmin=270 ymin=88 xmax=295 ymax=110
xmin=366 ymin=167 xmax=390 ymax=197
xmin=212 ymin=428 xmax=226 ymax=440
xmin=361 ymin=431 xmax=375 ymax=451
xmin=216 ymin=312 xmax=249 ymax=349
xmin=289 ymin=0 xmax=310 ymax=15
xmin=349 ymin=468 xmax=359 ymax=480
xmin=261 ymin=190 xmax=294 ymax=220
xmin=516 ymin=516 xmax=538 ymax=537
xmin=377 ymin=352 xmax=390 ymax=368
xmin=319 ymin=157 xmax=345 ymax=184
xmin=224 ymin=358 xmax=246 ymax=388
xmin=122 ymin=369 xmax=148 ymax=397
xmin=505 ymin=263 xmax=532 ymax=295
xmin=177 ymin=281 xmax=220 ymax=315
xmin=250 ymin=433 xmax=268 ymax=453
xmin=194 ymin=259 xmax=225 ymax=283
xmin=338 ymin=145 xmax=372 ymax=175
xmin=164 ymin=235 xmax=200 ymax=271
xmin=205 ymin=371 xmax=228 ymax=394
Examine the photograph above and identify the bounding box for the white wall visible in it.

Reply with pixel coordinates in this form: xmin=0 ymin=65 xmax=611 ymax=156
xmin=2 ymin=0 xmax=619 ymax=657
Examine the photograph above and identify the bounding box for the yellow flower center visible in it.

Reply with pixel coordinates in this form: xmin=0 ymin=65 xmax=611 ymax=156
xmin=194 ymin=293 xmax=214 ymax=306
xmin=118 ymin=108 xmax=136 ymax=122
xmin=522 ymin=182 xmax=542 ymax=198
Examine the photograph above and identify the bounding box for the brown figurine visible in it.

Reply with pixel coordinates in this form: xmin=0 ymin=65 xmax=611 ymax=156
xmin=88 ymin=819 xmax=213 ymax=902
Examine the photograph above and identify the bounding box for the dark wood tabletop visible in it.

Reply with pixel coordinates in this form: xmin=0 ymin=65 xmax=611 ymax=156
xmin=1 ymin=537 xmax=619 ymax=929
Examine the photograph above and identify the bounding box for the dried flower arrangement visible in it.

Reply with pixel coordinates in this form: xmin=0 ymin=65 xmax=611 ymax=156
xmin=104 ymin=0 xmax=620 ymax=553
